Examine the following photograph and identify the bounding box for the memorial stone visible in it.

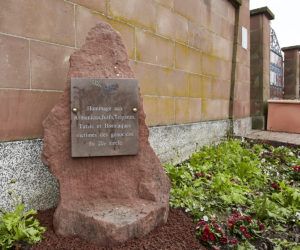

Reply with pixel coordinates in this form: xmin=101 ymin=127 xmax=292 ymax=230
xmin=42 ymin=22 xmax=171 ymax=246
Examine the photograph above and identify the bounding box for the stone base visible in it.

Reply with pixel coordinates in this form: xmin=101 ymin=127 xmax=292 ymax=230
xmin=54 ymin=198 xmax=168 ymax=246
xmin=251 ymin=116 xmax=265 ymax=130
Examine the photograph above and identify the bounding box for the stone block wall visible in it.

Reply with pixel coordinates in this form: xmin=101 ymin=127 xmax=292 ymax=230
xmin=233 ymin=0 xmax=250 ymax=119
xmin=282 ymin=46 xmax=300 ymax=99
xmin=0 ymin=0 xmax=250 ymax=142
xmin=249 ymin=7 xmax=274 ymax=129
xmin=0 ymin=0 xmax=252 ymax=211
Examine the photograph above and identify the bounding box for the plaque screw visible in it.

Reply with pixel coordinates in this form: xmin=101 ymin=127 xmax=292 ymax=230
xmin=72 ymin=107 xmax=78 ymax=113
xmin=132 ymin=108 xmax=138 ymax=113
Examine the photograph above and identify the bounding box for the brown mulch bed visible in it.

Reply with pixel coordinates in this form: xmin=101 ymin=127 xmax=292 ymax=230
xmin=29 ymin=208 xmax=206 ymax=250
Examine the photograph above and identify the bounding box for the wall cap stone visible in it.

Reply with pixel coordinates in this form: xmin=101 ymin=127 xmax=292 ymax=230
xmin=282 ymin=45 xmax=300 ymax=52
xmin=250 ymin=7 xmax=275 ymax=20
xmin=228 ymin=0 xmax=242 ymax=8
xmin=268 ymin=99 xmax=300 ymax=104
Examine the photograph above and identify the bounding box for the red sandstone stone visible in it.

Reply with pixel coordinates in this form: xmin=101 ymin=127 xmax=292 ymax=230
xmin=42 ymin=22 xmax=171 ymax=246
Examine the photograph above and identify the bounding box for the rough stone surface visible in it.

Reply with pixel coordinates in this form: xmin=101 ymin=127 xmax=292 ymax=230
xmin=233 ymin=117 xmax=252 ymax=136
xmin=251 ymin=115 xmax=265 ymax=130
xmin=150 ymin=117 xmax=252 ymax=164
xmin=149 ymin=120 xmax=229 ymax=164
xmin=244 ymin=129 xmax=300 ymax=146
xmin=0 ymin=139 xmax=59 ymax=212
xmin=41 ymin=22 xmax=171 ymax=246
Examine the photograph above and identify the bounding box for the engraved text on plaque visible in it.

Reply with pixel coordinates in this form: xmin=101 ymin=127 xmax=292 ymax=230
xmin=71 ymin=78 xmax=139 ymax=157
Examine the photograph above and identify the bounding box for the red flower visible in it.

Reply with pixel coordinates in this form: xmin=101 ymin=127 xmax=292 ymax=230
xmin=270 ymin=183 xmax=281 ymax=190
xmin=245 ymin=216 xmax=252 ymax=222
xmin=197 ymin=221 xmax=206 ymax=226
xmin=227 ymin=220 xmax=234 ymax=228
xmin=259 ymin=224 xmax=266 ymax=231
xmin=220 ymin=237 xmax=228 ymax=244
xmin=201 ymin=173 xmax=206 ymax=177
xmin=203 ymin=225 xmax=210 ymax=234
xmin=231 ymin=238 xmax=238 ymax=244
xmin=258 ymin=221 xmax=262 ymax=225
xmin=209 ymin=233 xmax=216 ymax=241
xmin=233 ymin=213 xmax=240 ymax=218
xmin=243 ymin=233 xmax=252 ymax=238
xmin=230 ymin=178 xmax=235 ymax=182
xmin=292 ymin=166 xmax=300 ymax=172
xmin=201 ymin=233 xmax=209 ymax=242
xmin=235 ymin=181 xmax=241 ymax=185
xmin=240 ymin=226 xmax=248 ymax=233
xmin=196 ymin=173 xmax=201 ymax=177
xmin=211 ymin=222 xmax=219 ymax=228
xmin=270 ymin=153 xmax=274 ymax=158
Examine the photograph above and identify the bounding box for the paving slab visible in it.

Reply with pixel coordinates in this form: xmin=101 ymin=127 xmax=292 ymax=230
xmin=239 ymin=130 xmax=300 ymax=146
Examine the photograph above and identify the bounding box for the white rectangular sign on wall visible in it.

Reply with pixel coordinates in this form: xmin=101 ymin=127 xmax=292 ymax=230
xmin=242 ymin=26 xmax=248 ymax=50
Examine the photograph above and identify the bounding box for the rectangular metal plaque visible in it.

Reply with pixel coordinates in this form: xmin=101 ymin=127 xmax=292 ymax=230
xmin=71 ymin=78 xmax=139 ymax=157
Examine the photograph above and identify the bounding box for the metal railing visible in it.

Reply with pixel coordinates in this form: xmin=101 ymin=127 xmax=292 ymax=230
xmin=270 ymin=28 xmax=284 ymax=99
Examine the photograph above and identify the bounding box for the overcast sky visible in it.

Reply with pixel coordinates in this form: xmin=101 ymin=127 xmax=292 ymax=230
xmin=250 ymin=0 xmax=300 ymax=48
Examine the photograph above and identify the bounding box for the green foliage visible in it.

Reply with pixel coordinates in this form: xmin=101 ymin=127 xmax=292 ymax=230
xmin=164 ymin=139 xmax=300 ymax=248
xmin=271 ymin=238 xmax=300 ymax=249
xmin=211 ymin=173 xmax=248 ymax=205
xmin=236 ymin=240 xmax=256 ymax=250
xmin=0 ymin=191 xmax=46 ymax=249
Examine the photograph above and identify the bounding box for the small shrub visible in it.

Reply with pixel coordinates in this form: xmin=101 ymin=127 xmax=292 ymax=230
xmin=0 ymin=191 xmax=46 ymax=249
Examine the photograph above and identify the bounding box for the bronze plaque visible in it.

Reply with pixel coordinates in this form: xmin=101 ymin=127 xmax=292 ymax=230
xmin=71 ymin=78 xmax=139 ymax=157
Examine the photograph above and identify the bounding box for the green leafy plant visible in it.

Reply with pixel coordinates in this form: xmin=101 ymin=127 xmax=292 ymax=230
xmin=0 ymin=191 xmax=46 ymax=249
xmin=271 ymin=238 xmax=300 ymax=249
xmin=164 ymin=139 xmax=300 ymax=248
